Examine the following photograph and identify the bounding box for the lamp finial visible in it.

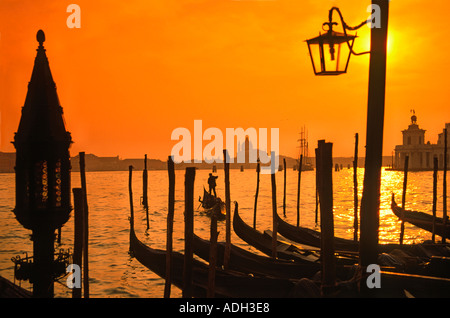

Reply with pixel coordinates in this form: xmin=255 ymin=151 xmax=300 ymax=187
xmin=36 ymin=30 xmax=45 ymax=46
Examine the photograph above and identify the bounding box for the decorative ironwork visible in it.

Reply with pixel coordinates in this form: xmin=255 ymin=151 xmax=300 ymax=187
xmin=11 ymin=249 xmax=72 ymax=283
xmin=305 ymin=7 xmax=370 ymax=75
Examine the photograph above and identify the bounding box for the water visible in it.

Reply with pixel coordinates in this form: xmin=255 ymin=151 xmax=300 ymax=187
xmin=0 ymin=167 xmax=446 ymax=297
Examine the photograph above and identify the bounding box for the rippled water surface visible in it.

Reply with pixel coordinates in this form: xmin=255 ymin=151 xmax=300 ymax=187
xmin=0 ymin=167 xmax=446 ymax=297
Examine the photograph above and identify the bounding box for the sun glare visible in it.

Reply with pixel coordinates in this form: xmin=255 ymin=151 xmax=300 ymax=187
xmin=387 ymin=31 xmax=394 ymax=56
xmin=354 ymin=28 xmax=396 ymax=65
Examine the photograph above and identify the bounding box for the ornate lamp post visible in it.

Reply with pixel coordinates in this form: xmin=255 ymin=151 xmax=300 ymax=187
xmin=12 ymin=30 xmax=73 ymax=297
xmin=306 ymin=1 xmax=390 ymax=273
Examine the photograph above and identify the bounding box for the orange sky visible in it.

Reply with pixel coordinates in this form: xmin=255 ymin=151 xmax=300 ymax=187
xmin=0 ymin=0 xmax=449 ymax=160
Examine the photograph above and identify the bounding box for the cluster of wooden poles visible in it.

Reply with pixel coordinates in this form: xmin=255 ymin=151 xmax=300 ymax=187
xmin=70 ymin=128 xmax=447 ymax=298
xmin=132 ymin=139 xmax=360 ymax=297
xmin=254 ymin=134 xmax=360 ymax=241
xmin=131 ymin=128 xmax=447 ymax=297
xmin=130 ymin=149 xmax=237 ymax=297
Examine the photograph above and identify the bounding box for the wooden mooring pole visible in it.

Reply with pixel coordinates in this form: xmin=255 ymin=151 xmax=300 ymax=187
xmin=316 ymin=140 xmax=336 ymax=296
xmin=400 ymin=155 xmax=409 ymax=245
xmin=207 ymin=203 xmax=218 ymax=298
xmin=72 ymin=188 xmax=84 ymax=298
xmin=283 ymin=158 xmax=287 ymax=217
xmin=271 ymin=151 xmax=278 ymax=259
xmin=253 ymin=159 xmax=260 ymax=229
xmin=128 ymin=166 xmax=134 ymax=251
xmin=223 ymin=149 xmax=231 ymax=269
xmin=164 ymin=156 xmax=175 ymax=298
xmin=183 ymin=167 xmax=196 ymax=298
xmin=432 ymin=157 xmax=438 ymax=243
xmin=443 ymin=128 xmax=447 ymax=243
xmin=296 ymin=155 xmax=303 ymax=227
xmin=315 ymin=164 xmax=319 ymax=226
xmin=353 ymin=133 xmax=359 ymax=242
xmin=79 ymin=152 xmax=89 ymax=298
xmin=143 ymin=154 xmax=149 ymax=230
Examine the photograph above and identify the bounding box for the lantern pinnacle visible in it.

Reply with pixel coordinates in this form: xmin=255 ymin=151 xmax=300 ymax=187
xmin=36 ymin=30 xmax=45 ymax=47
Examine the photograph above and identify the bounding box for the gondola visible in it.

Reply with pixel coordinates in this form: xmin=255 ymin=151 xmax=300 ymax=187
xmin=198 ymin=188 xmax=226 ymax=220
xmin=235 ymin=204 xmax=450 ymax=275
xmin=391 ymin=193 xmax=450 ymax=239
xmin=132 ymin=214 xmax=450 ymax=297
xmin=130 ymin=219 xmax=210 ymax=297
xmin=129 ymin=177 xmax=450 ymax=298
xmin=275 ymin=210 xmax=359 ymax=252
xmin=275 ymin=209 xmax=390 ymax=253
xmin=192 ymin=230 xmax=369 ymax=281
xmin=232 ymin=204 xmax=357 ymax=265
xmin=192 ymin=233 xmax=324 ymax=280
xmin=129 ymin=208 xmax=322 ymax=297
xmin=276 ymin=204 xmax=450 ymax=259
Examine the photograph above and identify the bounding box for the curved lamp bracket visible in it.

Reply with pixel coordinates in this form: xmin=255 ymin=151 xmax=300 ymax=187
xmin=328 ymin=6 xmax=371 ymax=56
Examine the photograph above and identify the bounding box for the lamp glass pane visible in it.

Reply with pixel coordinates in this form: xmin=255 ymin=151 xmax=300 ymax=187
xmin=306 ymin=32 xmax=356 ymax=75
xmin=307 ymin=42 xmax=323 ymax=74
xmin=324 ymin=41 xmax=352 ymax=74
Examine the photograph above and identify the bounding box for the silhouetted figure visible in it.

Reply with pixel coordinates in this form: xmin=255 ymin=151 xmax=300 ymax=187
xmin=208 ymin=173 xmax=218 ymax=197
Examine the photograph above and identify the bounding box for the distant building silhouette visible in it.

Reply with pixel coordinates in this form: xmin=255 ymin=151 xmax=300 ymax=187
xmin=393 ymin=112 xmax=449 ymax=170
xmin=0 ymin=151 xmax=15 ymax=172
xmin=237 ymin=136 xmax=254 ymax=164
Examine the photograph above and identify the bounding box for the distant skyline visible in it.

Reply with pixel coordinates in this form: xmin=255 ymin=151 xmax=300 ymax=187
xmin=1 ymin=0 xmax=449 ymax=160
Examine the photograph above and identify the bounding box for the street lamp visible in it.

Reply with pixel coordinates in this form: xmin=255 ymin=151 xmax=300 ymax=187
xmin=306 ymin=6 xmax=370 ymax=75
xmin=306 ymin=1 xmax=390 ymax=277
xmin=306 ymin=23 xmax=357 ymax=75
xmin=13 ymin=30 xmax=73 ymax=297
xmin=14 ymin=29 xmax=72 ymax=237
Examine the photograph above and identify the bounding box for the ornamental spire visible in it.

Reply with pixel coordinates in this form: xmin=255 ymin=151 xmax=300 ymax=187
xmin=14 ymin=30 xmax=72 ymax=146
